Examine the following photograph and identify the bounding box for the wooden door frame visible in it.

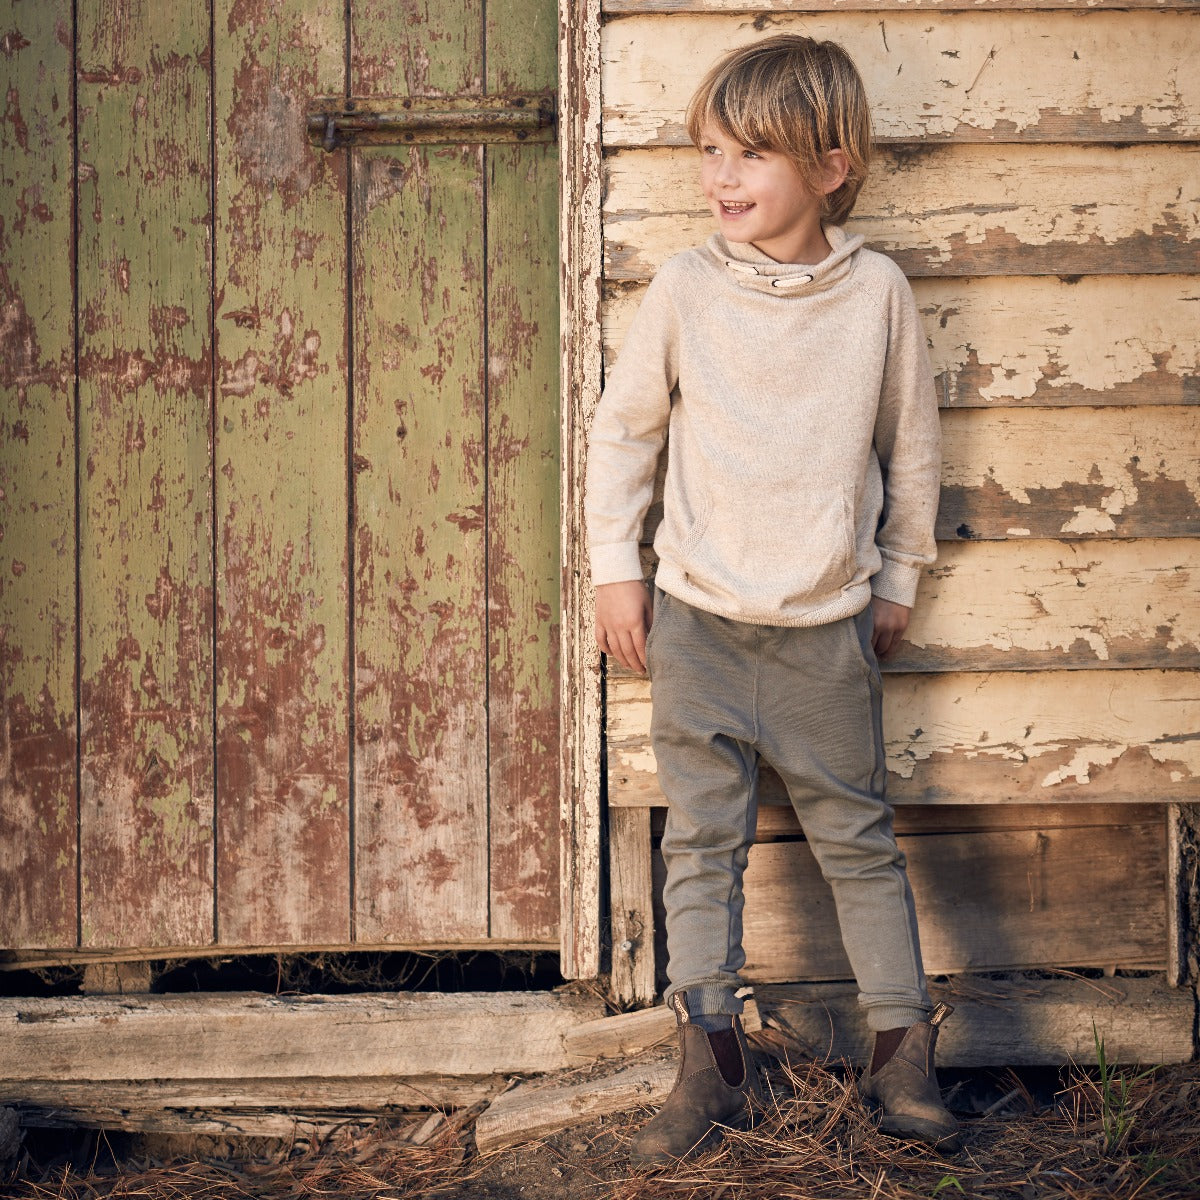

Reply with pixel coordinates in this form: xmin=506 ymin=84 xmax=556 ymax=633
xmin=557 ymin=0 xmax=604 ymax=979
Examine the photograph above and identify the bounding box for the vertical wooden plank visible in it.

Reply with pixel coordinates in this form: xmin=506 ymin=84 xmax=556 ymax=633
xmin=0 ymin=0 xmax=77 ymax=946
xmin=558 ymin=0 xmax=604 ymax=977
xmin=352 ymin=3 xmax=490 ymax=941
xmin=609 ymin=806 xmax=657 ymax=1005
xmin=76 ymin=1 xmax=214 ymax=946
xmin=213 ymin=0 xmax=350 ymax=945
xmin=351 ymin=0 xmax=482 ymax=99
xmin=485 ymin=0 xmax=560 ymax=941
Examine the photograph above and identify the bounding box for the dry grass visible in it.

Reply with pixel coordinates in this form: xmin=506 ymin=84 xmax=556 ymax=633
xmin=5 ymin=1057 xmax=1199 ymax=1200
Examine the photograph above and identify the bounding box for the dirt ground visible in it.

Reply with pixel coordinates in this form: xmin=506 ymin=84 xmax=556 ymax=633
xmin=6 ymin=1050 xmax=1200 ymax=1200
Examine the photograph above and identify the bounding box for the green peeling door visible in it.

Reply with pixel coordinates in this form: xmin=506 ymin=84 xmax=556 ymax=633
xmin=0 ymin=1 xmax=559 ymax=951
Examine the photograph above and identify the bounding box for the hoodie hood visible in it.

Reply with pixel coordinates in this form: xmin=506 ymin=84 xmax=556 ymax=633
xmin=706 ymin=225 xmax=864 ymax=297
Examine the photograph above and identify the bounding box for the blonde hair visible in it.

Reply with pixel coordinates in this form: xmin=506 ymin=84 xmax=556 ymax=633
xmin=686 ymin=34 xmax=872 ymax=226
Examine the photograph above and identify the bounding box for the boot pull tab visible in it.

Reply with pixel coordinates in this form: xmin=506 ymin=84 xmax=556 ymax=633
xmin=930 ymin=1002 xmax=954 ymax=1028
xmin=671 ymin=991 xmax=691 ymax=1024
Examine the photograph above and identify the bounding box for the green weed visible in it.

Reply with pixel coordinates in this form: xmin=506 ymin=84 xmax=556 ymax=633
xmin=1092 ymin=1021 xmax=1156 ymax=1155
xmin=931 ymin=1175 xmax=965 ymax=1197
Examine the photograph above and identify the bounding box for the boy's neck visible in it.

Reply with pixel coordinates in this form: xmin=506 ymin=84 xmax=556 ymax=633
xmin=751 ymin=222 xmax=832 ymax=267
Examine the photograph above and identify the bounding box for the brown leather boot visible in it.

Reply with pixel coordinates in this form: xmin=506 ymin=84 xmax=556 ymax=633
xmin=628 ymin=990 xmax=763 ymax=1167
xmin=859 ymin=1002 xmax=962 ymax=1153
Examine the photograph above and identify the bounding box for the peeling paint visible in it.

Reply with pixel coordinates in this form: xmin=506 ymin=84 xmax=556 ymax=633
xmin=607 ymin=670 xmax=1199 ymax=808
xmin=602 ymin=13 xmax=1200 ymax=146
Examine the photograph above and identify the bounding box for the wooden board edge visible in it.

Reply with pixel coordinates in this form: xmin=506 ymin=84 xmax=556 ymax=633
xmin=558 ymin=0 xmax=606 ymax=981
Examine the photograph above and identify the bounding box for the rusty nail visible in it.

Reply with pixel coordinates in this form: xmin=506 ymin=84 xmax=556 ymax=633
xmin=620 ymin=940 xmax=634 ymax=955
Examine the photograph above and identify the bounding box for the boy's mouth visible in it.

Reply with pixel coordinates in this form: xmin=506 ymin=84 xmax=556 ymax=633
xmin=720 ymin=202 xmax=754 ymax=215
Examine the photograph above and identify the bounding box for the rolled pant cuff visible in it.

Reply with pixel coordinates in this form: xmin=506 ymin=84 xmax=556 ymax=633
xmin=866 ymin=1003 xmax=931 ymax=1032
xmin=668 ymin=981 xmax=744 ymax=1017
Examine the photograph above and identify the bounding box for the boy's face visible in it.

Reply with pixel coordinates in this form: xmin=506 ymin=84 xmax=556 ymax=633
xmin=698 ymin=124 xmax=828 ymax=265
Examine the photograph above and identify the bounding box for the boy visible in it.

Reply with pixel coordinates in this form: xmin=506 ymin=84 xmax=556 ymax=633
xmin=585 ymin=35 xmax=959 ymax=1163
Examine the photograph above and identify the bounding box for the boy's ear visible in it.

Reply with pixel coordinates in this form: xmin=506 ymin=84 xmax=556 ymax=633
xmin=818 ymin=149 xmax=851 ymax=196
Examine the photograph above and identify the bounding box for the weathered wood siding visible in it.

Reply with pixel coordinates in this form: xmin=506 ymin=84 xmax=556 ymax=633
xmin=0 ymin=0 xmax=561 ymax=954
xmin=594 ymin=2 xmax=1199 ymax=994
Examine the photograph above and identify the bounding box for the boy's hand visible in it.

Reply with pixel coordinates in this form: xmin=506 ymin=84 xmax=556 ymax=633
xmin=871 ymin=595 xmax=910 ymax=659
xmin=595 ymin=580 xmax=653 ymax=674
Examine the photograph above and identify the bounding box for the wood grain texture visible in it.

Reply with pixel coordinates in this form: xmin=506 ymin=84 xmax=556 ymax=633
xmin=214 ymin=0 xmax=350 ymax=946
xmin=350 ymin=0 xmax=483 ymax=99
xmin=602 ymin=144 xmax=1200 ymax=280
xmin=76 ymin=2 xmax=214 ymax=947
xmin=601 ymin=12 xmax=1200 ymax=145
xmin=736 ymin=821 xmax=1167 ymax=979
xmin=608 ymin=669 xmax=1200 ymax=807
xmin=485 ymin=4 xmax=561 ymax=944
xmin=744 ymin=802 xmax=1165 ymax=841
xmin=607 ymin=0 xmax=1193 ymax=10
xmin=352 ymin=142 xmax=489 ymax=943
xmin=608 ymin=275 xmax=1200 ymax=408
xmin=0 ymin=0 xmax=78 ymax=946
xmin=609 ymin=806 xmax=656 ymax=1005
xmin=558 ymin=0 xmax=607 ymax=979
xmin=897 ymin=539 xmax=1200 ymax=672
xmin=757 ymin=977 xmax=1194 ymax=1066
xmin=0 ymin=991 xmax=605 ymax=1081
xmin=938 ymin=406 xmax=1200 ymax=540
xmin=476 ymin=1061 xmax=676 ymax=1151
xmin=565 ymin=997 xmax=760 ymax=1060
xmin=2 ymin=1076 xmax=504 ymax=1112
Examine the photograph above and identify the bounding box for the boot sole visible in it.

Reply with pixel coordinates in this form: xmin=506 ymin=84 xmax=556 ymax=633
xmin=878 ymin=1114 xmax=963 ymax=1154
xmin=628 ymin=1111 xmax=753 ymax=1168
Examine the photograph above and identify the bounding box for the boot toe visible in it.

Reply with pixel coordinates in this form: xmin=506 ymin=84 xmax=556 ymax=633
xmin=878 ymin=1112 xmax=962 ymax=1154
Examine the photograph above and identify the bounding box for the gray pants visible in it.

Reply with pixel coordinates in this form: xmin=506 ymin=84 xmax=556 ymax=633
xmin=646 ymin=588 xmax=932 ymax=1032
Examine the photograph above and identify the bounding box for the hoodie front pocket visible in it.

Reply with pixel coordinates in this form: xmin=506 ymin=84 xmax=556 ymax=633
xmin=682 ymin=481 xmax=855 ymax=610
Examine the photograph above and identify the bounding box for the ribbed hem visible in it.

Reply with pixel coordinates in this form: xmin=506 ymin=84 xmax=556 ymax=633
xmin=867 ymin=1004 xmax=930 ymax=1032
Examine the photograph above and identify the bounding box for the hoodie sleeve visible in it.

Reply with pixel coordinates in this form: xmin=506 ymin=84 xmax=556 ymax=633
xmin=584 ymin=266 xmax=680 ymax=586
xmin=871 ymin=270 xmax=943 ymax=608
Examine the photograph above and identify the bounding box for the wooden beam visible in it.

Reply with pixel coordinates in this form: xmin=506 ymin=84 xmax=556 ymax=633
xmin=756 ymin=976 xmax=1195 ymax=1066
xmin=0 ymin=939 xmax=555 ymax=973
xmin=602 ymin=12 xmax=1200 ymax=146
xmin=565 ymin=997 xmax=761 ymax=1061
xmin=558 ymin=0 xmax=606 ymax=981
xmin=475 ymin=1061 xmax=675 ymax=1153
xmin=609 ymin=807 xmax=658 ymax=1006
xmin=0 ymin=992 xmax=606 ymax=1083
xmin=3 ymin=1076 xmax=503 ymax=1116
xmin=743 ymin=802 xmax=1165 ymax=842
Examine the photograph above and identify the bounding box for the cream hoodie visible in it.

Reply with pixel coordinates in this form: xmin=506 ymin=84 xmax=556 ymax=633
xmin=586 ymin=227 xmax=942 ymax=627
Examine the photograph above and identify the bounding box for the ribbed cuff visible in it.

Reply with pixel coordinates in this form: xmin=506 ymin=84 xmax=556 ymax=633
xmin=867 ymin=1004 xmax=930 ymax=1032
xmin=589 ymin=540 xmax=645 ymax=587
xmin=871 ymin=555 xmax=921 ymax=608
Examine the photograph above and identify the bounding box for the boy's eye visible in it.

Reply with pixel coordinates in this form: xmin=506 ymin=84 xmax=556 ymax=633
xmin=742 ymin=149 xmax=762 ymax=160
xmin=702 ymin=144 xmax=720 ymax=155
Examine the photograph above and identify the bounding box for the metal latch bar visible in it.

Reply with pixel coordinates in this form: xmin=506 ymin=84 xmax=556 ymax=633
xmin=307 ymin=94 xmax=556 ymax=149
